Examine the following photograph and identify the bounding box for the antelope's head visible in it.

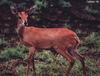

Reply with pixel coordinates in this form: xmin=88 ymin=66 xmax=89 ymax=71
xmin=17 ymin=11 xmax=28 ymax=27
xmin=10 ymin=4 xmax=37 ymax=27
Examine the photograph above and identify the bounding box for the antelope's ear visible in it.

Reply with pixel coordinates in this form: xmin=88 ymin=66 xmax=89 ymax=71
xmin=26 ymin=5 xmax=37 ymax=14
xmin=10 ymin=3 xmax=18 ymax=15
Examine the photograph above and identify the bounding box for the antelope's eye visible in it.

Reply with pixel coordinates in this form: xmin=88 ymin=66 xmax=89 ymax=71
xmin=18 ymin=16 xmax=21 ymax=19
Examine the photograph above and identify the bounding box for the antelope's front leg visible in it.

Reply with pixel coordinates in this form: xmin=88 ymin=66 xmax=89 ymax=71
xmin=26 ymin=47 xmax=36 ymax=76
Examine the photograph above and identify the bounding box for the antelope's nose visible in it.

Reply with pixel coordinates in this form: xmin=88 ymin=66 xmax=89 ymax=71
xmin=25 ymin=21 xmax=28 ymax=26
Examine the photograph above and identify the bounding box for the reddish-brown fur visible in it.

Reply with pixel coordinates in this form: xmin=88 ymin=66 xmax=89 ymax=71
xmin=11 ymin=10 xmax=86 ymax=76
xmin=23 ymin=27 xmax=79 ymax=48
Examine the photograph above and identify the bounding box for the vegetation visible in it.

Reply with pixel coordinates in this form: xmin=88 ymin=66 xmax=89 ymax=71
xmin=0 ymin=32 xmax=100 ymax=76
xmin=0 ymin=0 xmax=100 ymax=76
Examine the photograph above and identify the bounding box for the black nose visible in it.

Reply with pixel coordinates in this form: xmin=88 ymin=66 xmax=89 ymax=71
xmin=25 ymin=21 xmax=28 ymax=26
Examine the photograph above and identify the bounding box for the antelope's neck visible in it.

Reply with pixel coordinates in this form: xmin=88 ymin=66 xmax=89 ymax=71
xmin=16 ymin=19 xmax=25 ymax=38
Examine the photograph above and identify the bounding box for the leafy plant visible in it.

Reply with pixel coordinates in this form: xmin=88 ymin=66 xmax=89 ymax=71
xmin=0 ymin=44 xmax=27 ymax=60
xmin=34 ymin=0 xmax=47 ymax=9
xmin=80 ymin=32 xmax=100 ymax=53
xmin=0 ymin=38 xmax=8 ymax=49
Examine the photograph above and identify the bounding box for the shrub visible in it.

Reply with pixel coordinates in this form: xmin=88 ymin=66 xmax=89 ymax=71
xmin=0 ymin=44 xmax=27 ymax=61
xmin=0 ymin=38 xmax=8 ymax=50
xmin=80 ymin=32 xmax=100 ymax=53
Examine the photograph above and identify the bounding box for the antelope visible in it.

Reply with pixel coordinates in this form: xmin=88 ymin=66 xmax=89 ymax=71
xmin=10 ymin=5 xmax=86 ymax=76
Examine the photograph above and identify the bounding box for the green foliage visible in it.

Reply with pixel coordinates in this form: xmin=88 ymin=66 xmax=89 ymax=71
xmin=85 ymin=58 xmax=100 ymax=76
xmin=35 ymin=51 xmax=65 ymax=76
xmin=0 ymin=38 xmax=8 ymax=47
xmin=59 ymin=0 xmax=71 ymax=7
xmin=36 ymin=51 xmax=55 ymax=63
xmin=83 ymin=32 xmax=100 ymax=47
xmin=16 ymin=65 xmax=26 ymax=76
xmin=34 ymin=0 xmax=47 ymax=9
xmin=0 ymin=44 xmax=99 ymax=76
xmin=78 ymin=32 xmax=100 ymax=76
xmin=80 ymin=32 xmax=100 ymax=53
xmin=0 ymin=44 xmax=27 ymax=60
xmin=0 ymin=48 xmax=20 ymax=60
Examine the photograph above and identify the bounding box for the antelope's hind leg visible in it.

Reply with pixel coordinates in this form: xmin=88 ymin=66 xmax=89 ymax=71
xmin=69 ymin=48 xmax=87 ymax=76
xmin=55 ymin=48 xmax=75 ymax=76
